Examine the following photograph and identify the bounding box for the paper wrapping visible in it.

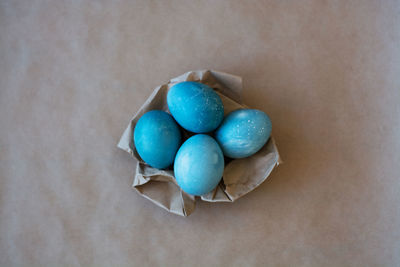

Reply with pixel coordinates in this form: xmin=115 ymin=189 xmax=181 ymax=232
xmin=118 ymin=70 xmax=281 ymax=216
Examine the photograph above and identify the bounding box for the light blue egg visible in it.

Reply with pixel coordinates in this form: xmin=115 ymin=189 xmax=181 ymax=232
xmin=134 ymin=110 xmax=181 ymax=169
xmin=167 ymin=81 xmax=224 ymax=133
xmin=174 ymin=134 xmax=224 ymax=196
xmin=215 ymin=109 xmax=272 ymax=158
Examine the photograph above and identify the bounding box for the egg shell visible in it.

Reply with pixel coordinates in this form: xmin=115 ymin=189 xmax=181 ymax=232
xmin=134 ymin=110 xmax=181 ymax=169
xmin=174 ymin=134 xmax=224 ymax=196
xmin=215 ymin=109 xmax=272 ymax=158
xmin=167 ymin=81 xmax=224 ymax=133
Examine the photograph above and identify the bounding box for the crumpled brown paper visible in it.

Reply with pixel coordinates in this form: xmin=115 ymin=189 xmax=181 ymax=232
xmin=118 ymin=70 xmax=281 ymax=216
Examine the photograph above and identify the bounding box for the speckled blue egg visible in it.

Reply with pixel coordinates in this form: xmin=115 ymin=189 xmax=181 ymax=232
xmin=167 ymin=81 xmax=224 ymax=133
xmin=134 ymin=110 xmax=181 ymax=169
xmin=174 ymin=134 xmax=224 ymax=196
xmin=215 ymin=109 xmax=272 ymax=159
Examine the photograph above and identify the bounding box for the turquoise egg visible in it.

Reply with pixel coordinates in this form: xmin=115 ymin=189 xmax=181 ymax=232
xmin=167 ymin=81 xmax=224 ymax=133
xmin=134 ymin=110 xmax=181 ymax=169
xmin=215 ymin=109 xmax=272 ymax=158
xmin=174 ymin=134 xmax=224 ymax=196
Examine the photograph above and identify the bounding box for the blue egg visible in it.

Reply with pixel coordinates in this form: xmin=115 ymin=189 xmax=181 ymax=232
xmin=215 ymin=109 xmax=272 ymax=158
xmin=174 ymin=134 xmax=224 ymax=196
xmin=134 ymin=110 xmax=181 ymax=169
xmin=167 ymin=81 xmax=224 ymax=133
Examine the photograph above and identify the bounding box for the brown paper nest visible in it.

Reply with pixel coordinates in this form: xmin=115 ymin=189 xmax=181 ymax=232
xmin=118 ymin=70 xmax=281 ymax=216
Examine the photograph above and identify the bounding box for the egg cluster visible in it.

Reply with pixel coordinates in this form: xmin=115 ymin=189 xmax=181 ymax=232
xmin=134 ymin=81 xmax=272 ymax=196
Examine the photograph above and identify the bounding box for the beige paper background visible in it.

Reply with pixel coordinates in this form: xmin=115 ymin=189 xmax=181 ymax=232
xmin=1 ymin=1 xmax=400 ymax=266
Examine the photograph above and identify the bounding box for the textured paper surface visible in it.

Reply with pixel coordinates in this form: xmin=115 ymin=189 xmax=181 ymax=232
xmin=1 ymin=1 xmax=400 ymax=266
xmin=117 ymin=70 xmax=280 ymax=216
